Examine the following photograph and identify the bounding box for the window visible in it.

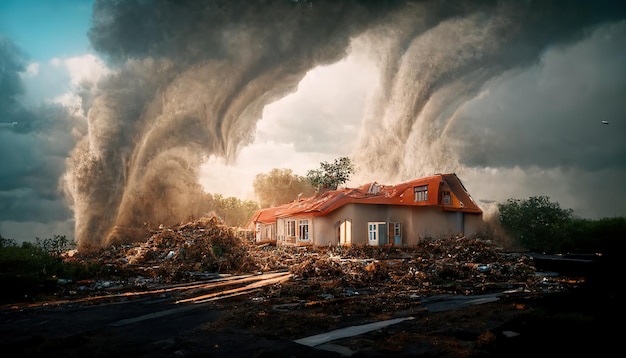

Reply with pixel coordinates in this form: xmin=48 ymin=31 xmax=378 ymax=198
xmin=414 ymin=185 xmax=428 ymax=202
xmin=442 ymin=191 xmax=451 ymax=205
xmin=298 ymin=220 xmax=309 ymax=241
xmin=368 ymin=183 xmax=380 ymax=194
xmin=255 ymin=223 xmax=262 ymax=241
xmin=286 ymin=220 xmax=296 ymax=237
xmin=368 ymin=222 xmax=387 ymax=246
xmin=337 ymin=219 xmax=352 ymax=245
xmin=368 ymin=223 xmax=377 ymax=242
xmin=394 ymin=223 xmax=401 ymax=237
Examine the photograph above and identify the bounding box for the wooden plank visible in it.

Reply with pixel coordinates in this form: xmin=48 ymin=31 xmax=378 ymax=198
xmin=177 ymin=272 xmax=292 ymax=303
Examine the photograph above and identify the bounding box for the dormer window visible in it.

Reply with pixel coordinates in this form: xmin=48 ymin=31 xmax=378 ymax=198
xmin=442 ymin=191 xmax=451 ymax=205
xmin=368 ymin=182 xmax=380 ymax=194
xmin=414 ymin=185 xmax=428 ymax=202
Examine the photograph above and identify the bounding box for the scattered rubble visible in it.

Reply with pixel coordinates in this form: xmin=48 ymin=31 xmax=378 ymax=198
xmin=55 ymin=216 xmax=583 ymax=304
xmin=3 ymin=216 xmax=600 ymax=357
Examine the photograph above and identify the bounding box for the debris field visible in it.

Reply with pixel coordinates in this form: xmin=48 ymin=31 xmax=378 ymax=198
xmin=4 ymin=216 xmax=605 ymax=357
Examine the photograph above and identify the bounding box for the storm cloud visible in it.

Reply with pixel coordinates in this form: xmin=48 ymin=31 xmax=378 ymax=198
xmin=53 ymin=0 xmax=626 ymax=249
xmin=450 ymin=21 xmax=626 ymax=171
xmin=0 ymin=36 xmax=81 ymax=240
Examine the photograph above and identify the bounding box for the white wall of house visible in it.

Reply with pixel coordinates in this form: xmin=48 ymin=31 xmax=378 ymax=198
xmin=312 ymin=204 xmax=359 ymax=246
xmin=459 ymin=212 xmax=485 ymax=238
xmin=397 ymin=206 xmax=462 ymax=245
xmin=315 ymin=204 xmax=484 ymax=247
xmin=272 ymin=203 xmax=484 ymax=247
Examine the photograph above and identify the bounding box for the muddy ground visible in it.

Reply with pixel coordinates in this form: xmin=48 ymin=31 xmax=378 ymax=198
xmin=0 ymin=281 xmax=617 ymax=357
xmin=0 ymin=217 xmax=619 ymax=357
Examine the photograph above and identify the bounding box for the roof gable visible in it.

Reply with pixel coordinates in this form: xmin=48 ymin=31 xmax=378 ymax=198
xmin=440 ymin=173 xmax=481 ymax=212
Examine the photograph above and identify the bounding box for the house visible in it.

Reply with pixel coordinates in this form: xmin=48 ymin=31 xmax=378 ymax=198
xmin=246 ymin=173 xmax=484 ymax=247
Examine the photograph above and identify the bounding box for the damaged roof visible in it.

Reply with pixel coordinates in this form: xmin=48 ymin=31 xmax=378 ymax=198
xmin=251 ymin=173 xmax=482 ymax=224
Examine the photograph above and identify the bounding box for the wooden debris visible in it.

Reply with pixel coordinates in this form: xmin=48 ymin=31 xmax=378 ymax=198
xmin=58 ymin=217 xmax=582 ymax=305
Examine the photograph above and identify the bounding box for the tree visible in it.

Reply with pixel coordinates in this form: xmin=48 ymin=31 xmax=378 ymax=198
xmin=566 ymin=216 xmax=626 ymax=255
xmin=211 ymin=194 xmax=259 ymax=227
xmin=498 ymin=196 xmax=573 ymax=253
xmin=0 ymin=233 xmax=17 ymax=248
xmin=253 ymin=168 xmax=315 ymax=208
xmin=35 ymin=235 xmax=76 ymax=256
xmin=306 ymin=156 xmax=355 ymax=191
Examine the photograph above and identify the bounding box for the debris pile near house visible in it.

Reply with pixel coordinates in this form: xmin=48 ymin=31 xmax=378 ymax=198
xmin=67 ymin=216 xmax=272 ymax=283
xmin=62 ymin=216 xmax=581 ymax=300
xmin=287 ymin=237 xmax=538 ymax=296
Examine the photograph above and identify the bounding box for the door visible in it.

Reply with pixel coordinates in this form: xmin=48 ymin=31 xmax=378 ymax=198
xmin=388 ymin=222 xmax=402 ymax=246
xmin=265 ymin=224 xmax=274 ymax=242
xmin=456 ymin=212 xmax=464 ymax=235
xmin=255 ymin=223 xmax=262 ymax=242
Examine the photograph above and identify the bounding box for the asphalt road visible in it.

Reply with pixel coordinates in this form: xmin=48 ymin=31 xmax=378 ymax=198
xmin=1 ymin=282 xmax=619 ymax=358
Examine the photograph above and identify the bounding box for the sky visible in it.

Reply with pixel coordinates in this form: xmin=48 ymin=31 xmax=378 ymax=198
xmin=0 ymin=0 xmax=625 ymax=247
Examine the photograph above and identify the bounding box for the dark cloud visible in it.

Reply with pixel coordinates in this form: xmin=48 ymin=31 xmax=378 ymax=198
xmin=0 ymin=102 xmax=79 ymax=224
xmin=0 ymin=37 xmax=82 ymax=238
xmin=63 ymin=0 xmax=626 ymax=249
xmin=441 ymin=21 xmax=626 ymax=220
xmin=88 ymin=0 xmax=404 ymax=64
xmin=0 ymin=36 xmax=26 ymax=98
xmin=0 ymin=36 xmax=34 ymax=133
xmin=450 ymin=21 xmax=626 ymax=171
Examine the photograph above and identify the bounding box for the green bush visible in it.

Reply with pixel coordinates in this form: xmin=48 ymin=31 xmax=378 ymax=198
xmin=0 ymin=233 xmax=101 ymax=303
xmin=498 ymin=196 xmax=625 ymax=255
xmin=567 ymin=217 xmax=626 ymax=255
xmin=35 ymin=234 xmax=76 ymax=256
xmin=498 ymin=196 xmax=573 ymax=253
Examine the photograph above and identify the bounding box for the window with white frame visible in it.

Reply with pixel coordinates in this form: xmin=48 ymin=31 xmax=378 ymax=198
xmin=368 ymin=223 xmax=377 ymax=242
xmin=286 ymin=220 xmax=296 ymax=237
xmin=298 ymin=219 xmax=309 ymax=241
xmin=255 ymin=223 xmax=262 ymax=241
xmin=414 ymin=185 xmax=428 ymax=202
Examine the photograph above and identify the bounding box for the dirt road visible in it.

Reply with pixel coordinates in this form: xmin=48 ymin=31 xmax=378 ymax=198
xmin=0 ymin=275 xmax=617 ymax=358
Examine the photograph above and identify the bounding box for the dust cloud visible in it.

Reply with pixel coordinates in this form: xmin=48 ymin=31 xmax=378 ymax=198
xmin=63 ymin=0 xmax=625 ymax=249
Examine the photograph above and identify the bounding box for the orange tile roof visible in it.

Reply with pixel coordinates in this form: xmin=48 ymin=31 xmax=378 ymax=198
xmin=250 ymin=173 xmax=482 ymax=224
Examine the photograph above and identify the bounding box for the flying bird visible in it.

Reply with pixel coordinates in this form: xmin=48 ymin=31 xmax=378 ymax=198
xmin=602 ymin=121 xmax=609 ymax=124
